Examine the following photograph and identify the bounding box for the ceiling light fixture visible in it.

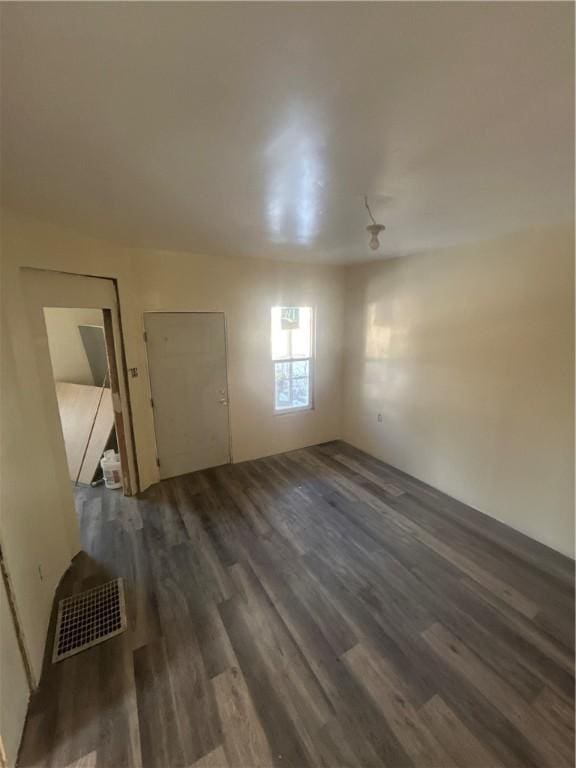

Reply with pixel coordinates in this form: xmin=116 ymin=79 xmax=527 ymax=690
xmin=364 ymin=195 xmax=386 ymax=251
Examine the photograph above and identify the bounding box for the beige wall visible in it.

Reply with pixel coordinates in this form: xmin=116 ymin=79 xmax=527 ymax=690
xmin=138 ymin=250 xmax=343 ymax=464
xmin=343 ymin=224 xmax=575 ymax=557
xmin=0 ymin=209 xmax=344 ymax=686
xmin=44 ymin=307 xmax=103 ymax=385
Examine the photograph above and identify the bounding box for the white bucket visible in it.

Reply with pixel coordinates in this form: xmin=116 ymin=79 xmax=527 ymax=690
xmin=100 ymin=450 xmax=122 ymax=490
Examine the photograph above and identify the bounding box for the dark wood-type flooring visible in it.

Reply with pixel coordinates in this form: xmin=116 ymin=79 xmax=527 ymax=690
xmin=18 ymin=442 xmax=575 ymax=767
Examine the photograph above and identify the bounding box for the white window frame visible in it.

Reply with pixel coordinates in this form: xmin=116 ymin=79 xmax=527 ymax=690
xmin=272 ymin=307 xmax=315 ymax=415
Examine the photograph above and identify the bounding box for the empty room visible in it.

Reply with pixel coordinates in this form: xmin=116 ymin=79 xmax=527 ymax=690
xmin=0 ymin=2 xmax=574 ymax=767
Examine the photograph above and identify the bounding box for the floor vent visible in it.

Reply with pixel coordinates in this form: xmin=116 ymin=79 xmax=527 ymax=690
xmin=52 ymin=578 xmax=127 ymax=663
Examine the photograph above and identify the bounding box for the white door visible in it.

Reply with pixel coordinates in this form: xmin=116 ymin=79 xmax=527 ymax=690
xmin=145 ymin=312 xmax=231 ymax=479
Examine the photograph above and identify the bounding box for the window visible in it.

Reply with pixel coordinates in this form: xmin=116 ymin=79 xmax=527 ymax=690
xmin=271 ymin=306 xmax=313 ymax=412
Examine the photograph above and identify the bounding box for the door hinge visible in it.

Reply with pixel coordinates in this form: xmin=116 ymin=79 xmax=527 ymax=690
xmin=150 ymin=397 xmax=154 ymax=408
xmin=156 ymin=456 xmax=160 ymax=467
xmin=143 ymin=330 xmax=148 ymax=342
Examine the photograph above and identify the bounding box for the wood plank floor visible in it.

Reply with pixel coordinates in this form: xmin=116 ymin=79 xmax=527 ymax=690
xmin=18 ymin=441 xmax=575 ymax=768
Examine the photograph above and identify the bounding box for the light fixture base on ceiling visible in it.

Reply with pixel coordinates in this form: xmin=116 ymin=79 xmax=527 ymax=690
xmin=366 ymin=223 xmax=386 ymax=250
xmin=364 ymin=195 xmax=386 ymax=250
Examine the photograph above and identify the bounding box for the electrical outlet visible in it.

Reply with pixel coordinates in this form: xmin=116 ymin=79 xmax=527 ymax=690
xmin=377 ymin=413 xmax=383 ymax=423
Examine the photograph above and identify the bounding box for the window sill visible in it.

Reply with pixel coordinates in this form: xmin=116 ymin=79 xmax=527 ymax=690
xmin=273 ymin=405 xmax=314 ymax=416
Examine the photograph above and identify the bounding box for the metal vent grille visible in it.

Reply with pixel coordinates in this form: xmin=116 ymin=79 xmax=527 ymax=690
xmin=52 ymin=578 xmax=127 ymax=663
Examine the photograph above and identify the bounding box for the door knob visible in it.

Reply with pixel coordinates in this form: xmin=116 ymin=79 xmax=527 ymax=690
xmin=219 ymin=398 xmax=228 ymax=405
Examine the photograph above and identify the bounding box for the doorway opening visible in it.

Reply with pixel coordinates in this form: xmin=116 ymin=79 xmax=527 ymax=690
xmin=44 ymin=306 xmax=127 ymax=517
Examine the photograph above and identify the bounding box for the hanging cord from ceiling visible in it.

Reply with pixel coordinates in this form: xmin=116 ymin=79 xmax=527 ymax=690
xmin=364 ymin=194 xmax=377 ymax=226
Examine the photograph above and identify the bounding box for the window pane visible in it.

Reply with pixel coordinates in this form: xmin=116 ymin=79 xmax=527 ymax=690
xmin=290 ymin=307 xmax=312 ymax=358
xmin=271 ymin=307 xmax=290 ymax=359
xmin=292 ymin=376 xmax=310 ymax=407
xmin=291 ymin=359 xmax=309 ymax=378
xmin=274 ymin=360 xmax=311 ymax=410
xmin=274 ymin=361 xmax=291 ymax=381
xmin=271 ymin=306 xmax=312 ymax=360
xmin=275 ymin=376 xmax=291 ymax=408
xmin=281 ymin=307 xmax=300 ymax=329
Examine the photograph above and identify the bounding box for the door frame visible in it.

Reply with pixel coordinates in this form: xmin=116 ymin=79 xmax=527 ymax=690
xmin=143 ymin=310 xmax=233 ymax=477
xmin=101 ymin=307 xmax=137 ymax=495
xmin=22 ymin=268 xmax=139 ymax=496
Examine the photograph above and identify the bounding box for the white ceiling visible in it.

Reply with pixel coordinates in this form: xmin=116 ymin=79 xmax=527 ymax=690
xmin=1 ymin=2 xmax=573 ymax=264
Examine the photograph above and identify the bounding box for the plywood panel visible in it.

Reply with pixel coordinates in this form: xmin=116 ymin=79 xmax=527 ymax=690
xmin=55 ymin=383 xmax=102 ymax=481
xmin=55 ymin=383 xmax=115 ymax=485
xmin=78 ymin=389 xmax=114 ymax=485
